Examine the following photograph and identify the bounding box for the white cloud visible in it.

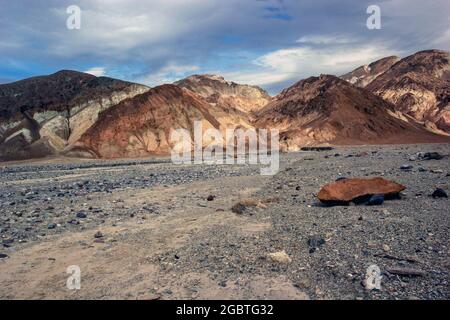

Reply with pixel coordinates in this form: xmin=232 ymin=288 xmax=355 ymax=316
xmin=135 ymin=63 xmax=200 ymax=86
xmin=296 ymin=35 xmax=353 ymax=45
xmin=431 ymin=28 xmax=450 ymax=50
xmin=84 ymin=67 xmax=106 ymax=77
xmin=224 ymin=43 xmax=397 ymax=87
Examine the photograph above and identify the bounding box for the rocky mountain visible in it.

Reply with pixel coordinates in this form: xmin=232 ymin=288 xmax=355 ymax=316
xmin=174 ymin=74 xmax=271 ymax=115
xmin=341 ymin=56 xmax=400 ymax=87
xmin=76 ymin=84 xmax=253 ymax=158
xmin=366 ymin=50 xmax=450 ymax=134
xmin=254 ymin=74 xmax=449 ymax=151
xmin=1 ymin=50 xmax=449 ymax=162
xmin=0 ymin=70 xmax=149 ymax=161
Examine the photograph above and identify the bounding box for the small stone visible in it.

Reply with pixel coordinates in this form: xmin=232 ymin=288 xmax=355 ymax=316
xmin=267 ymin=250 xmax=292 ymax=264
xmin=421 ymin=152 xmax=444 ymax=160
xmin=400 ymin=164 xmax=413 ymax=171
xmin=356 ymin=152 xmax=369 ymax=157
xmin=386 ymin=267 xmax=426 ymax=277
xmin=231 ymin=203 xmax=246 ymax=214
xmin=47 ymin=223 xmax=57 ymax=229
xmin=367 ymin=194 xmax=384 ymax=206
xmin=207 ymin=195 xmax=215 ymax=201
xmin=94 ymin=231 xmax=103 ymax=238
xmin=368 ymin=241 xmax=377 ymax=248
xmin=383 ymin=244 xmax=391 ymax=252
xmin=0 ymin=253 xmax=8 ymax=259
xmin=76 ymin=212 xmax=87 ymax=219
xmin=308 ymin=236 xmax=326 ymax=252
xmin=432 ymin=188 xmax=448 ymax=199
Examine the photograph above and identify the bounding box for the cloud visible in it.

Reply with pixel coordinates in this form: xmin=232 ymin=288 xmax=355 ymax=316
xmin=84 ymin=67 xmax=106 ymax=77
xmin=135 ymin=63 xmax=200 ymax=86
xmin=0 ymin=0 xmax=449 ymax=93
xmin=431 ymin=28 xmax=450 ymax=50
xmin=296 ymin=35 xmax=354 ymax=45
xmin=223 ymin=42 xmax=397 ymax=92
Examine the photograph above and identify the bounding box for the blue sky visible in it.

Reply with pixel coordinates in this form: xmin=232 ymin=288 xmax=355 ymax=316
xmin=0 ymin=0 xmax=449 ymax=94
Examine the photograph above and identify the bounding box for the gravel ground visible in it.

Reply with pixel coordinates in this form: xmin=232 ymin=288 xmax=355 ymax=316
xmin=0 ymin=144 xmax=448 ymax=300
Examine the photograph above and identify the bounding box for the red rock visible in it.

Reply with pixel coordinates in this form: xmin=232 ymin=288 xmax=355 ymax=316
xmin=254 ymin=75 xmax=449 ymax=152
xmin=317 ymin=177 xmax=406 ymax=204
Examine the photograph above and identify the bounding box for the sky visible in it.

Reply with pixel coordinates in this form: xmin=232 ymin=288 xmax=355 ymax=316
xmin=0 ymin=0 xmax=449 ymax=95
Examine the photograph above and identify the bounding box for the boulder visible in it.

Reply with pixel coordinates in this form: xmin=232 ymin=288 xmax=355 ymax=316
xmin=318 ymin=177 xmax=405 ymax=205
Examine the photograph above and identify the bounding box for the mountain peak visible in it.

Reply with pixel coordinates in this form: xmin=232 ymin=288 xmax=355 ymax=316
xmin=254 ymin=71 xmax=448 ymax=149
xmin=341 ymin=56 xmax=400 ymax=88
xmin=175 ymin=74 xmax=271 ymax=114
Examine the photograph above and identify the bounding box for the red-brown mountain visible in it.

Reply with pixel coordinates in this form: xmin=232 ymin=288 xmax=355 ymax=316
xmin=365 ymin=50 xmax=450 ymax=134
xmin=254 ymin=74 xmax=449 ymax=151
xmin=76 ymin=84 xmax=253 ymax=158
xmin=341 ymin=56 xmax=400 ymax=88
xmin=0 ymin=70 xmax=149 ymax=160
xmin=175 ymin=74 xmax=271 ymax=116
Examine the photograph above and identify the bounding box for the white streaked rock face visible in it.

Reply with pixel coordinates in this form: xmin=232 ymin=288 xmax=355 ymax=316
xmin=0 ymin=84 xmax=149 ymax=160
xmin=5 ymin=128 xmax=33 ymax=143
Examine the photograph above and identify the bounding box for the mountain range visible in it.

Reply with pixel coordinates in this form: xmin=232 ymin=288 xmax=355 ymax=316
xmin=0 ymin=49 xmax=449 ymax=161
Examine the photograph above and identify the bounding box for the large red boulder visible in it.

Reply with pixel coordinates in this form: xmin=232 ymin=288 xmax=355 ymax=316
xmin=318 ymin=177 xmax=406 ymax=204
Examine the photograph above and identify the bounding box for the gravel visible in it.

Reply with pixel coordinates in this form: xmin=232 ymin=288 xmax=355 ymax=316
xmin=0 ymin=144 xmax=448 ymax=300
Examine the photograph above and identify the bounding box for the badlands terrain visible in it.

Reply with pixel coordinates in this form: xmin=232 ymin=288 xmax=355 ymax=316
xmin=0 ymin=49 xmax=449 ymax=300
xmin=1 ymin=50 xmax=449 ymax=161
xmin=0 ymin=144 xmax=449 ymax=299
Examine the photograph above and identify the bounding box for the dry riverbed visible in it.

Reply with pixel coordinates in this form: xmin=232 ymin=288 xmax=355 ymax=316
xmin=0 ymin=144 xmax=449 ymax=300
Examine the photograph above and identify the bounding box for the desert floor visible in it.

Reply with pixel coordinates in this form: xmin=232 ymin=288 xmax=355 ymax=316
xmin=0 ymin=144 xmax=448 ymax=300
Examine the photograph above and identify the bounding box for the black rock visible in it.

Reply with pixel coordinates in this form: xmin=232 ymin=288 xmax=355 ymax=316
xmin=207 ymin=195 xmax=215 ymax=201
xmin=2 ymin=239 xmax=14 ymax=245
xmin=336 ymin=177 xmax=347 ymax=182
xmin=76 ymin=212 xmax=87 ymax=219
xmin=308 ymin=236 xmax=325 ymax=250
xmin=0 ymin=253 xmax=8 ymax=259
xmin=94 ymin=231 xmax=103 ymax=238
xmin=422 ymin=152 xmax=444 ymax=160
xmin=432 ymin=189 xmax=448 ymax=199
xmin=367 ymin=194 xmax=385 ymax=206
xmin=231 ymin=203 xmax=246 ymax=214
xmin=47 ymin=223 xmax=57 ymax=229
xmin=301 ymin=147 xmax=333 ymax=152
xmin=400 ymin=164 xmax=413 ymax=171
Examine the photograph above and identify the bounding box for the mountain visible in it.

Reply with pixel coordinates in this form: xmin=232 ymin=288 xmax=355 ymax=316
xmin=174 ymin=74 xmax=271 ymax=115
xmin=75 ymin=84 xmax=253 ymax=158
xmin=0 ymin=70 xmax=149 ymax=161
xmin=254 ymin=75 xmax=449 ymax=151
xmin=365 ymin=50 xmax=450 ymax=134
xmin=341 ymin=56 xmax=399 ymax=87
